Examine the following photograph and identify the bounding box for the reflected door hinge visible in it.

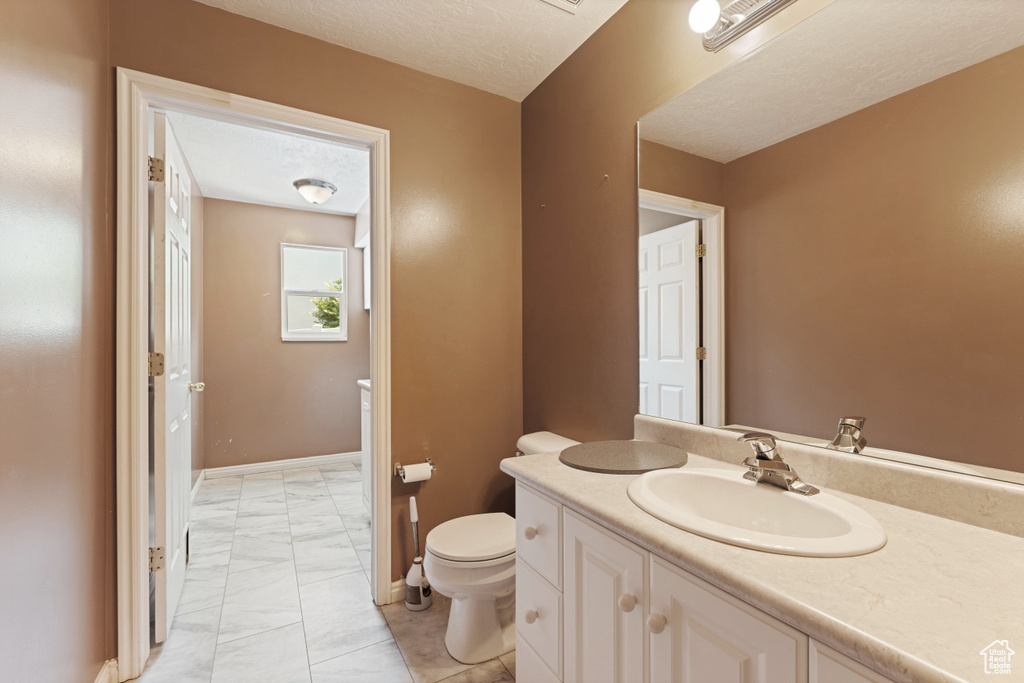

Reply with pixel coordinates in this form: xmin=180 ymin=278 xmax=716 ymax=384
xmin=696 ymin=347 xmax=707 ymax=361
xmin=148 ymin=352 xmax=165 ymax=377
xmin=696 ymin=244 xmax=707 ymax=258
xmin=148 ymin=156 xmax=165 ymax=182
xmin=149 ymin=547 xmax=165 ymax=572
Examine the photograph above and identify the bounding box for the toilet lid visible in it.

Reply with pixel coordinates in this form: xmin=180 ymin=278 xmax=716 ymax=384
xmin=426 ymin=513 xmax=516 ymax=562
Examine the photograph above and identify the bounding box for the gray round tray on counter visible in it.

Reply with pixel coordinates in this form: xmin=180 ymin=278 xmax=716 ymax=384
xmin=558 ymin=440 xmax=687 ymax=474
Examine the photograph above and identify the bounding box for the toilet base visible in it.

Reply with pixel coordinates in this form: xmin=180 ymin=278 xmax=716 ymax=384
xmin=444 ymin=593 xmax=516 ymax=664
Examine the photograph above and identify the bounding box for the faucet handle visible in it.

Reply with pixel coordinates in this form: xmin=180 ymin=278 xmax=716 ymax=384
xmin=738 ymin=432 xmax=778 ymax=459
xmin=838 ymin=416 xmax=866 ymax=431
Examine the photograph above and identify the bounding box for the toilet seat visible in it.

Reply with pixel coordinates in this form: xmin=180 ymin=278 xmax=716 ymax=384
xmin=425 ymin=512 xmax=515 ymax=562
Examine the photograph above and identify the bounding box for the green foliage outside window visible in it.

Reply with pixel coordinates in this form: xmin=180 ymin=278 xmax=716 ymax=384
xmin=310 ymin=278 xmax=343 ymax=329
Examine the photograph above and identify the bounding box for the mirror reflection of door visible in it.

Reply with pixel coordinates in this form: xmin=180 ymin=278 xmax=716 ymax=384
xmin=639 ymin=215 xmax=700 ymax=423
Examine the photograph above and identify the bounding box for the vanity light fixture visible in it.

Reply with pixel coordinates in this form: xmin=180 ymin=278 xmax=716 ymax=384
xmin=689 ymin=0 xmax=799 ymax=52
xmin=292 ymin=178 xmax=337 ymax=205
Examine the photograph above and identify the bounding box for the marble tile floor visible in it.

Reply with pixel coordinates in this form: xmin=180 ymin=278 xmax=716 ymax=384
xmin=138 ymin=462 xmax=516 ymax=683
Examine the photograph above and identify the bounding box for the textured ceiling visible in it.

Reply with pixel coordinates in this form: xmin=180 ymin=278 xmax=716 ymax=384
xmin=191 ymin=0 xmax=630 ymax=101
xmin=165 ymin=111 xmax=369 ymax=215
xmin=641 ymin=0 xmax=1024 ymax=163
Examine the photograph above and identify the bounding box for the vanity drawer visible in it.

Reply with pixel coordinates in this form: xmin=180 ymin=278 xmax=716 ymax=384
xmin=518 ymin=637 xmax=562 ymax=683
xmin=516 ymin=482 xmax=562 ymax=587
xmin=517 ymin=560 xmax=563 ymax=679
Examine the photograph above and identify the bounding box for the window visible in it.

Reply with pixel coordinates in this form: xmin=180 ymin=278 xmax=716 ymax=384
xmin=281 ymin=243 xmax=347 ymax=342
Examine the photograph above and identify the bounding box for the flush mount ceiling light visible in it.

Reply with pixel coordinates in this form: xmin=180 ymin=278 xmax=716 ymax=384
xmin=292 ymin=178 xmax=337 ymax=205
xmin=690 ymin=0 xmax=799 ymax=52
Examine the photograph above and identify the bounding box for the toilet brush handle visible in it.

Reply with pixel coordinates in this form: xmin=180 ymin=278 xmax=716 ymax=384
xmin=410 ymin=496 xmax=419 ymax=524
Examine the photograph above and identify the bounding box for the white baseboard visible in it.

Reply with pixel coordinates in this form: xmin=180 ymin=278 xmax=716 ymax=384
xmin=390 ymin=579 xmax=406 ymax=605
xmin=95 ymin=659 xmax=117 ymax=683
xmin=190 ymin=469 xmax=205 ymax=505
xmin=203 ymin=451 xmax=361 ymax=480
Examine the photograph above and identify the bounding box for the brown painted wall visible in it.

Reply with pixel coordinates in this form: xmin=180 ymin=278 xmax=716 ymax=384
xmin=522 ymin=0 xmax=832 ymax=441
xmin=720 ymin=46 xmax=1024 ymax=471
xmin=639 ymin=139 xmax=724 ymax=207
xmin=202 ymin=200 xmax=369 ymax=468
xmin=0 ymin=0 xmax=115 ymax=680
xmin=109 ymin=0 xmax=523 ymax=579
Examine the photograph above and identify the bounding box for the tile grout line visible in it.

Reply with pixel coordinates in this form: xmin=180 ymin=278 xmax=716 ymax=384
xmin=198 ymin=476 xmax=241 ymax=683
xmin=285 ymin=468 xmax=317 ymax=680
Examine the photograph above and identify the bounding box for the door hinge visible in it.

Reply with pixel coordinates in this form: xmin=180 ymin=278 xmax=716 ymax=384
xmin=148 ymin=156 xmax=165 ymax=182
xmin=696 ymin=244 xmax=707 ymax=258
xmin=148 ymin=352 xmax=165 ymax=377
xmin=149 ymin=547 xmax=165 ymax=572
xmin=696 ymin=347 xmax=707 ymax=361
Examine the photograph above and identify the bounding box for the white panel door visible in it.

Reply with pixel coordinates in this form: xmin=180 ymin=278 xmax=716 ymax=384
xmin=360 ymin=386 xmax=372 ymax=511
xmin=152 ymin=113 xmax=195 ymax=643
xmin=638 ymin=221 xmax=699 ymax=423
xmin=649 ymin=556 xmax=807 ymax=683
xmin=563 ymin=510 xmax=646 ymax=683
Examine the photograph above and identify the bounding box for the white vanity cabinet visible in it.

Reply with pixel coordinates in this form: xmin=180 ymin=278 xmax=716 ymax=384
xmin=514 ymin=481 xmax=893 ymax=683
xmin=809 ymin=641 xmax=891 ymax=683
xmin=563 ymin=509 xmax=646 ymax=683
xmin=649 ymin=555 xmax=806 ymax=683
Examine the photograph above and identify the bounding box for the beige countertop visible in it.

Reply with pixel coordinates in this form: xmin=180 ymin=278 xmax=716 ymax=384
xmin=501 ymin=452 xmax=1024 ymax=683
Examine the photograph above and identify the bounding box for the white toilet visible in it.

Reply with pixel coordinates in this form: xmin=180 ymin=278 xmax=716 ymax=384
xmin=424 ymin=513 xmax=517 ymax=664
xmin=423 ymin=431 xmax=579 ymax=664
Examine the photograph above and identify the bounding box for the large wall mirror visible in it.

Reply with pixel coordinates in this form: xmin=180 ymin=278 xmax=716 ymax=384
xmin=637 ymin=0 xmax=1024 ymax=485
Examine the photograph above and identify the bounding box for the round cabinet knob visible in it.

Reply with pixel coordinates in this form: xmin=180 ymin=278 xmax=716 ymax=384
xmin=189 ymin=382 xmax=205 ymax=392
xmin=647 ymin=613 xmax=667 ymax=634
xmin=524 ymin=609 xmax=539 ymax=624
xmin=618 ymin=594 xmax=637 ymax=613
xmin=523 ymin=527 xmax=538 ymax=540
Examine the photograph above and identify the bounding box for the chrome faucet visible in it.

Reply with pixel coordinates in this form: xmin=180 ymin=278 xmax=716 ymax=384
xmin=827 ymin=417 xmax=867 ymax=454
xmin=739 ymin=432 xmax=819 ymax=496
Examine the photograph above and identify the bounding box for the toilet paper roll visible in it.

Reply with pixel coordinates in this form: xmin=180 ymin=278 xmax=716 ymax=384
xmin=400 ymin=462 xmax=433 ymax=483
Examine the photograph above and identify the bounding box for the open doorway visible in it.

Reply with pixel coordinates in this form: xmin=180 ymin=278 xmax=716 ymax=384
xmin=638 ymin=189 xmax=725 ymax=428
xmin=116 ymin=69 xmax=392 ymax=681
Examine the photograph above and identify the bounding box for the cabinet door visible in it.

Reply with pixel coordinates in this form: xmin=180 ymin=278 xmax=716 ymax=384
xmin=563 ymin=510 xmax=646 ymax=683
xmin=649 ymin=556 xmax=807 ymax=683
xmin=810 ymin=640 xmax=891 ymax=683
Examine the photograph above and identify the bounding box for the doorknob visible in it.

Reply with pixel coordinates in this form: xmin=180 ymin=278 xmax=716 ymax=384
xmin=618 ymin=593 xmax=637 ymax=613
xmin=189 ymin=382 xmax=205 ymax=392
xmin=524 ymin=609 xmax=539 ymax=624
xmin=523 ymin=526 xmax=538 ymax=540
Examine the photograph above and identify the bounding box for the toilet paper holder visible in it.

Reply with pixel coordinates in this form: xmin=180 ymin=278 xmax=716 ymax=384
xmin=394 ymin=458 xmax=437 ymax=479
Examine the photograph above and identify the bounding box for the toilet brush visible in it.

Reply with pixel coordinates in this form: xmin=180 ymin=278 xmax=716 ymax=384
xmin=405 ymin=496 xmax=432 ymax=611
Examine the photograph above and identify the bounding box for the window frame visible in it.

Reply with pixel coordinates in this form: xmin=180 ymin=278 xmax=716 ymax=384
xmin=280 ymin=242 xmax=348 ymax=342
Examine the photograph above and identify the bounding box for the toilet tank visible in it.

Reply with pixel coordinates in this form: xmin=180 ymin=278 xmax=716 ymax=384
xmin=516 ymin=431 xmax=580 ymax=456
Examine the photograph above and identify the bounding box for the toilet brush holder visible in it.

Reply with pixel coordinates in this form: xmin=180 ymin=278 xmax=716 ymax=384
xmin=405 ymin=497 xmax=432 ymax=611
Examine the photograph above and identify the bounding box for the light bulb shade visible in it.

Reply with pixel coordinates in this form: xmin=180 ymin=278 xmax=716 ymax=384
xmin=293 ymin=178 xmax=337 ymax=205
xmin=689 ymin=0 xmax=721 ymax=33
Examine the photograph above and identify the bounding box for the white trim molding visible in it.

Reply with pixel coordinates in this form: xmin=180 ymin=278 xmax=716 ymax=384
xmin=203 ymin=452 xmax=361 ymax=479
xmin=391 ymin=578 xmax=407 ymax=604
xmin=639 ymin=189 xmax=726 ymax=427
xmin=190 ymin=469 xmax=206 ymax=505
xmin=94 ymin=660 xmax=118 ymax=683
xmin=115 ymin=68 xmax=393 ymax=681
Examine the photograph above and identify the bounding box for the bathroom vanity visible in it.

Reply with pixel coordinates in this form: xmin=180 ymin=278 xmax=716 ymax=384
xmin=502 ymin=418 xmax=1024 ymax=683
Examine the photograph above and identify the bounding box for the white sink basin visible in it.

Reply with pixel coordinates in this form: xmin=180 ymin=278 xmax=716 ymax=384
xmin=627 ymin=468 xmax=886 ymax=557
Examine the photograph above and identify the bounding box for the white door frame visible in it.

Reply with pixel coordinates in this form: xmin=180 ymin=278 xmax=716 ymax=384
xmin=115 ymin=68 xmax=393 ymax=680
xmin=639 ymin=189 xmax=725 ymax=427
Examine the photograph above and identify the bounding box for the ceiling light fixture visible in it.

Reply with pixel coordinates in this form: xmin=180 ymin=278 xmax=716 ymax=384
xmin=688 ymin=0 xmax=721 ymax=33
xmin=689 ymin=0 xmax=799 ymax=52
xmin=293 ymin=178 xmax=337 ymax=205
